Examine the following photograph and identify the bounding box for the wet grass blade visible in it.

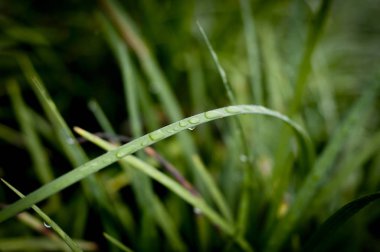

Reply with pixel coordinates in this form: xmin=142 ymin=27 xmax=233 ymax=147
xmin=0 ymin=104 xmax=310 ymax=252
xmin=1 ymin=178 xmax=82 ymax=252
xmin=0 ymin=105 xmax=311 ymax=222
xmin=74 ymin=127 xmax=252 ymax=252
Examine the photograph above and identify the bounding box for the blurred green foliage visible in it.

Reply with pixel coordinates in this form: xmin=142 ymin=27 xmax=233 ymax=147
xmin=0 ymin=0 xmax=379 ymax=251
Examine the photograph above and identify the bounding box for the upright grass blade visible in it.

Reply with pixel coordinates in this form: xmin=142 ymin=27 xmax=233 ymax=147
xmin=289 ymin=0 xmax=333 ymax=114
xmin=7 ymin=80 xmax=55 ymax=185
xmin=303 ymin=192 xmax=380 ymax=252
xmin=7 ymin=79 xmax=59 ymax=210
xmin=258 ymin=23 xmax=290 ymax=111
xmin=239 ymin=0 xmax=263 ymax=105
xmin=88 ymin=100 xmax=116 ymax=135
xmin=264 ymin=83 xmax=378 ymax=252
xmin=103 ymin=233 xmax=134 ymax=252
xmin=192 ymin=155 xmax=233 ymax=223
xmin=1 ymin=179 xmax=81 ymax=252
xmin=96 ymin=12 xmax=142 ymax=138
xmin=0 ymin=105 xmax=311 ymax=226
xmin=197 ymin=22 xmax=263 ymax=237
xmin=266 ymin=0 xmax=333 ymax=231
xmin=196 ymin=22 xmax=236 ymax=105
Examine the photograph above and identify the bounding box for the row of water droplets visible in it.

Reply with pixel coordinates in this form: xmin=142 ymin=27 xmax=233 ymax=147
xmin=114 ymin=106 xmax=249 ymax=159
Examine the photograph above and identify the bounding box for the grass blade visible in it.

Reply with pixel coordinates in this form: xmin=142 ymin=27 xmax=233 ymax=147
xmin=88 ymin=99 xmax=116 ymax=135
xmin=0 ymin=105 xmax=311 ymax=234
xmin=303 ymin=192 xmax=380 ymax=252
xmin=14 ymin=53 xmax=122 ymax=248
xmin=289 ymin=0 xmax=333 ymax=114
xmin=75 ymin=127 xmax=253 ymax=252
xmin=1 ymin=178 xmax=82 ymax=252
xmin=239 ymin=0 xmax=263 ymax=104
xmin=7 ymin=79 xmax=59 ymax=210
xmin=104 ymin=232 xmax=134 ymax=252
xmin=192 ymin=155 xmax=233 ymax=223
xmin=7 ymin=79 xmax=55 ymax=186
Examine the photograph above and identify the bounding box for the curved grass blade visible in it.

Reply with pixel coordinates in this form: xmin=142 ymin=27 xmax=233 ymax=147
xmin=1 ymin=179 xmax=82 ymax=252
xmin=303 ymin=192 xmax=380 ymax=252
xmin=0 ymin=105 xmax=313 ymax=228
xmin=74 ymin=127 xmax=252 ymax=252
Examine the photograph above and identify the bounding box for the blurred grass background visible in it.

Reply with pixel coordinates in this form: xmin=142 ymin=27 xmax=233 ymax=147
xmin=0 ymin=0 xmax=379 ymax=251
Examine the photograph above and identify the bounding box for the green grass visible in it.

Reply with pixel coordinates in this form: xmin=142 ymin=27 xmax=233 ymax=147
xmin=0 ymin=0 xmax=379 ymax=251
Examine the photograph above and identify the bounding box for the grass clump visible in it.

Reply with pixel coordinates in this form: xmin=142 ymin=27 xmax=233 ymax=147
xmin=0 ymin=0 xmax=379 ymax=251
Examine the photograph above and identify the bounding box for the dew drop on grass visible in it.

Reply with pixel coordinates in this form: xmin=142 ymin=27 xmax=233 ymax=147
xmin=116 ymin=145 xmax=136 ymax=159
xmin=188 ymin=117 xmax=200 ymax=124
xmin=179 ymin=120 xmax=189 ymax=127
xmin=225 ymin=106 xmax=240 ymax=113
xmin=43 ymin=222 xmax=51 ymax=229
xmin=188 ymin=127 xmax=195 ymax=131
xmin=240 ymin=154 xmax=248 ymax=163
xmin=193 ymin=207 xmax=202 ymax=215
xmin=66 ymin=137 xmax=75 ymax=145
xmin=148 ymin=130 xmax=165 ymax=141
xmin=204 ymin=110 xmax=222 ymax=119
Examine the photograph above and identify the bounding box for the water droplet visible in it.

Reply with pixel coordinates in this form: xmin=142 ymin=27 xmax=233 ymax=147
xmin=66 ymin=137 xmax=75 ymax=145
xmin=148 ymin=130 xmax=165 ymax=141
xmin=225 ymin=106 xmax=240 ymax=113
xmin=188 ymin=127 xmax=195 ymax=131
xmin=189 ymin=117 xmax=200 ymax=124
xmin=204 ymin=110 xmax=222 ymax=119
xmin=193 ymin=207 xmax=202 ymax=215
xmin=43 ymin=222 xmax=51 ymax=229
xmin=240 ymin=154 xmax=248 ymax=163
xmin=179 ymin=120 xmax=189 ymax=127
xmin=164 ymin=126 xmax=176 ymax=134
xmin=140 ymin=137 xmax=150 ymax=147
xmin=116 ymin=145 xmax=135 ymax=159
